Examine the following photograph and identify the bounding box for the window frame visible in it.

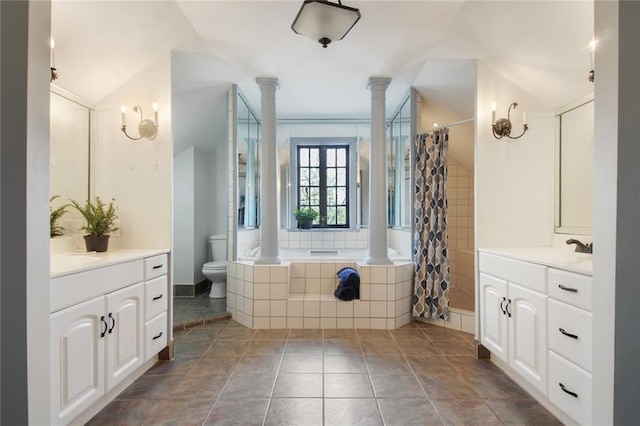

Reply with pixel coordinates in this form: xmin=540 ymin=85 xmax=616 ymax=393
xmin=289 ymin=137 xmax=358 ymax=230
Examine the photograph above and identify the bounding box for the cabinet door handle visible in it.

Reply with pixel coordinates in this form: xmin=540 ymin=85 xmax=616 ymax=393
xmin=559 ymin=382 xmax=578 ymax=398
xmin=500 ymin=297 xmax=507 ymax=315
xmin=152 ymin=331 xmax=163 ymax=340
xmin=152 ymin=264 xmax=164 ymax=270
xmin=100 ymin=316 xmax=108 ymax=338
xmin=152 ymin=294 xmax=164 ymax=301
xmin=108 ymin=312 xmax=116 ymax=334
xmin=558 ymin=284 xmax=578 ymax=293
xmin=505 ymin=299 xmax=512 ymax=317
xmin=559 ymin=328 xmax=578 ymax=339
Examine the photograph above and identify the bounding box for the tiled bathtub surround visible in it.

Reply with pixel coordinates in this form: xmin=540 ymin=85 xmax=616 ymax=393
xmin=227 ymin=261 xmax=414 ymax=330
xmin=278 ymin=228 xmax=369 ymax=250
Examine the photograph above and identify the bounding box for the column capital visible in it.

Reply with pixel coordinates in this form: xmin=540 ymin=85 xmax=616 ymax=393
xmin=367 ymin=77 xmax=391 ymax=90
xmin=256 ymin=77 xmax=280 ymax=90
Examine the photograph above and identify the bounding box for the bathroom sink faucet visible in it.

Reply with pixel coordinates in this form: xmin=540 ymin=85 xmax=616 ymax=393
xmin=566 ymin=238 xmax=593 ymax=254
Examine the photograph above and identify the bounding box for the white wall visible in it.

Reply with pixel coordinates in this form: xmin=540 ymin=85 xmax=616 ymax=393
xmin=94 ymin=54 xmax=173 ymax=250
xmin=193 ymin=146 xmax=210 ymax=281
xmin=475 ymin=62 xmax=555 ymax=248
xmin=173 ymin=148 xmax=195 ymax=285
xmin=210 ymin=141 xmax=228 ymax=234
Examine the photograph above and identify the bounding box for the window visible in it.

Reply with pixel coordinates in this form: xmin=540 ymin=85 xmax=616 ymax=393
xmin=297 ymin=145 xmax=349 ymax=228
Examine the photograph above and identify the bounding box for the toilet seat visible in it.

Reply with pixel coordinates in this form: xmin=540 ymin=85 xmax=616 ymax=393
xmin=203 ymin=261 xmax=226 ymax=271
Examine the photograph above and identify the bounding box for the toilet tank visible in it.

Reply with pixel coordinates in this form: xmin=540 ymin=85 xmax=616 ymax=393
xmin=209 ymin=234 xmax=227 ymax=261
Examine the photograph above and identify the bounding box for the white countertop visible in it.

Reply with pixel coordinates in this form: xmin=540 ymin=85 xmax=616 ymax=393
xmin=51 ymin=248 xmax=169 ymax=278
xmin=478 ymin=247 xmax=593 ymax=275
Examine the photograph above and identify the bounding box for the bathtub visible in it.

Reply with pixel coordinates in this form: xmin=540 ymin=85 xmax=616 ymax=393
xmin=239 ymin=247 xmax=410 ymax=262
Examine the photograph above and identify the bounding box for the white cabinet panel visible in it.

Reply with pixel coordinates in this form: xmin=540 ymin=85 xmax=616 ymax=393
xmin=479 ymin=273 xmax=508 ymax=362
xmin=145 ymin=275 xmax=168 ymax=321
xmin=144 ymin=254 xmax=168 ymax=280
xmin=479 ymin=253 xmax=547 ymax=293
xmin=105 ymin=283 xmax=144 ymax=391
xmin=548 ymin=350 xmax=592 ymax=425
xmin=508 ymin=283 xmax=547 ymax=394
xmin=51 ymin=297 xmax=105 ymax=425
xmin=547 ymin=268 xmax=592 ymax=310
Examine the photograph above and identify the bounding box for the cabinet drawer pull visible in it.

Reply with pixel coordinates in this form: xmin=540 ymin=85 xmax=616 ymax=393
xmin=152 ymin=294 xmax=164 ymax=301
xmin=108 ymin=312 xmax=116 ymax=334
xmin=558 ymin=284 xmax=578 ymax=293
xmin=152 ymin=331 xmax=163 ymax=340
xmin=500 ymin=297 xmax=507 ymax=315
xmin=505 ymin=299 xmax=512 ymax=317
xmin=559 ymin=327 xmax=578 ymax=339
xmin=100 ymin=316 xmax=108 ymax=338
xmin=152 ymin=264 xmax=164 ymax=270
xmin=559 ymin=382 xmax=578 ymax=398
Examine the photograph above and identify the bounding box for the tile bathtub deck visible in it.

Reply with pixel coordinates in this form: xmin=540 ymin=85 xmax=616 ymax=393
xmin=88 ymin=320 xmax=561 ymax=426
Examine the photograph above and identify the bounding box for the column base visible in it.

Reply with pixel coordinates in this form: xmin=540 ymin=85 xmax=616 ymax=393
xmin=254 ymin=256 xmax=282 ymax=265
xmin=365 ymin=256 xmax=393 ymax=265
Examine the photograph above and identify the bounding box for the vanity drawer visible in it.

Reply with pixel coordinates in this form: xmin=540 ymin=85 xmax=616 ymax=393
xmin=548 ymin=299 xmax=592 ymax=371
xmin=548 ymin=268 xmax=592 ymax=310
xmin=145 ymin=312 xmax=167 ymax=361
xmin=478 ymin=253 xmax=546 ymax=293
xmin=144 ymin=254 xmax=168 ymax=280
xmin=145 ymin=276 xmax=168 ymax=321
xmin=548 ymin=350 xmax=592 ymax=425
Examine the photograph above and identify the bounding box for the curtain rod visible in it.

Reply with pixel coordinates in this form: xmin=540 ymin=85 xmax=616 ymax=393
xmin=418 ymin=118 xmax=475 ymax=135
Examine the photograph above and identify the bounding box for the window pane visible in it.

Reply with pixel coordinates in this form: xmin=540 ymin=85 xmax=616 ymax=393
xmin=327 ymin=148 xmax=336 ymax=167
xmin=310 ymin=168 xmax=320 ymax=186
xmin=300 ymin=148 xmax=309 ymax=166
xmin=327 ymin=187 xmax=336 ymax=205
xmin=300 ymin=187 xmax=310 ymax=205
xmin=337 ymin=187 xmax=347 ymax=205
xmin=337 ymin=206 xmax=347 ymax=224
xmin=310 ymin=187 xmax=320 ymax=205
xmin=300 ymin=168 xmax=309 ymax=186
xmin=337 ymin=168 xmax=346 ymax=186
xmin=327 ymin=207 xmax=337 ymax=225
xmin=311 ymin=206 xmax=320 ymax=224
xmin=310 ymin=148 xmax=320 ymax=166
xmin=327 ymin=168 xmax=336 ymax=186
xmin=337 ymin=148 xmax=346 ymax=167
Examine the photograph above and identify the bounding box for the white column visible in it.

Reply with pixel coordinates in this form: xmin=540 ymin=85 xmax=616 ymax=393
xmin=255 ymin=77 xmax=280 ymax=264
xmin=366 ymin=77 xmax=392 ymax=265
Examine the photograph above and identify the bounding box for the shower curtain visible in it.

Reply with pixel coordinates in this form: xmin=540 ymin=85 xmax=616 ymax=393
xmin=412 ymin=128 xmax=450 ymax=320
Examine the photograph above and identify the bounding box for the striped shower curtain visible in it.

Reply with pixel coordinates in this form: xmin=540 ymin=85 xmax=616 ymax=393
xmin=412 ymin=128 xmax=450 ymax=320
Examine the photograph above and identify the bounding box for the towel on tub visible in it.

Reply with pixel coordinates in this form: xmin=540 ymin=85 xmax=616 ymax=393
xmin=334 ymin=267 xmax=360 ymax=301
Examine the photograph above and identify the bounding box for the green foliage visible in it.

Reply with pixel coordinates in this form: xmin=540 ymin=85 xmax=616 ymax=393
xmin=294 ymin=207 xmax=318 ymax=222
xmin=50 ymin=195 xmax=70 ymax=237
xmin=70 ymin=197 xmax=119 ymax=237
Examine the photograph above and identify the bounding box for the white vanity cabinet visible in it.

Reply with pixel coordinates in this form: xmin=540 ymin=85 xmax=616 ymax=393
xmin=50 ymin=250 xmax=170 ymax=425
xmin=478 ymin=249 xmax=593 ymax=426
xmin=479 ymin=253 xmax=547 ymax=394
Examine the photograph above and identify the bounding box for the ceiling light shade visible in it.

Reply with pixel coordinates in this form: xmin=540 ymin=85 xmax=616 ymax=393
xmin=291 ymin=0 xmax=361 ymax=48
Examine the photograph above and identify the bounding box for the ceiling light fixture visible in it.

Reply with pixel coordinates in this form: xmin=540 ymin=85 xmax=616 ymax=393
xmin=491 ymin=102 xmax=528 ymax=140
xmin=291 ymin=0 xmax=361 ymax=48
xmin=588 ymin=37 xmax=597 ymax=83
xmin=120 ymin=103 xmax=159 ymax=140
xmin=50 ymin=37 xmax=58 ymax=82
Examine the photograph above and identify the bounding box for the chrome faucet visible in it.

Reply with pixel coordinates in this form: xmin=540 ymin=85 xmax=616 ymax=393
xmin=566 ymin=239 xmax=593 ymax=254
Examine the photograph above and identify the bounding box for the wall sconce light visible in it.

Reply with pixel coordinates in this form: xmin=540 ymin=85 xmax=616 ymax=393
xmin=50 ymin=37 xmax=58 ymax=82
xmin=491 ymin=102 xmax=528 ymax=140
xmin=588 ymin=37 xmax=597 ymax=83
xmin=120 ymin=103 xmax=158 ymax=140
xmin=291 ymin=0 xmax=361 ymax=48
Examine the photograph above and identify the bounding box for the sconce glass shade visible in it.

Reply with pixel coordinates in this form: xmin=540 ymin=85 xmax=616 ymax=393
xmin=291 ymin=0 xmax=361 ymax=48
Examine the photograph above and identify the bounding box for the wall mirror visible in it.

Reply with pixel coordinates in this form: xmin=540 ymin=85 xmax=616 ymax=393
xmin=387 ymin=95 xmax=411 ymax=228
xmin=554 ymin=93 xmax=594 ymax=235
xmin=50 ymin=86 xmax=93 ymax=236
xmin=237 ymin=91 xmax=260 ymax=229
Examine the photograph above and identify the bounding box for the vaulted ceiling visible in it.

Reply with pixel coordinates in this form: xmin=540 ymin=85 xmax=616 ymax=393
xmin=52 ymin=1 xmax=593 ymax=119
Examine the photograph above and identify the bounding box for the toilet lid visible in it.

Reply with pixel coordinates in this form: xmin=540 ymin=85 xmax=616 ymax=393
xmin=203 ymin=261 xmax=227 ymax=270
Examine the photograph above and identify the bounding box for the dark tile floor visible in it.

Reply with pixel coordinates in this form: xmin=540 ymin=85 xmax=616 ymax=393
xmin=88 ymin=320 xmax=562 ymax=426
xmin=174 ymin=290 xmax=228 ymax=328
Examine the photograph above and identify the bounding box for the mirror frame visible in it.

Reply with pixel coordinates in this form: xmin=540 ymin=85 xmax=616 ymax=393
xmin=554 ymin=92 xmax=594 ymax=235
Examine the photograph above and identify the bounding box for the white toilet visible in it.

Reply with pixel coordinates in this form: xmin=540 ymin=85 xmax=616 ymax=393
xmin=202 ymin=234 xmax=227 ymax=299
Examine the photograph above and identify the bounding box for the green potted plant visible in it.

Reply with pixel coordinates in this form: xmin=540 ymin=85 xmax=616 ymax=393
xmin=70 ymin=197 xmax=119 ymax=252
xmin=295 ymin=207 xmax=318 ymax=229
xmin=50 ymin=195 xmax=70 ymax=237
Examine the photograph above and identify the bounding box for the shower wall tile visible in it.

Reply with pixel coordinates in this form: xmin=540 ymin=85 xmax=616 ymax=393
xmin=271 ymin=317 xmax=287 ymax=329
xmin=337 ymin=318 xmax=354 ymax=328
